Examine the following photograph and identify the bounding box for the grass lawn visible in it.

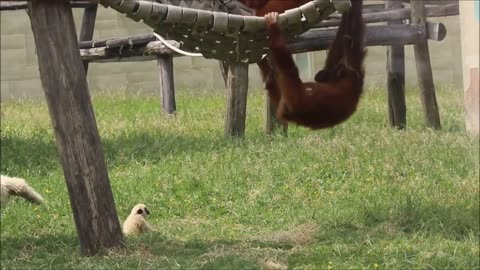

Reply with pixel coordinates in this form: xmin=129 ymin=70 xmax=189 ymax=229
xmin=1 ymin=87 xmax=478 ymax=269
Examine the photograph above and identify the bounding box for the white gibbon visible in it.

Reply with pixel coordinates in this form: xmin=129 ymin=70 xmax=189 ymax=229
xmin=122 ymin=203 xmax=153 ymax=236
xmin=1 ymin=175 xmax=45 ymax=211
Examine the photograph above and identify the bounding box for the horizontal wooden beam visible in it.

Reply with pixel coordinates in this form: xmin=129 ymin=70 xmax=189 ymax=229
xmin=80 ymin=40 xmax=180 ymax=63
xmin=1 ymin=1 xmax=97 ymax=11
xmin=317 ymin=3 xmax=458 ymax=27
xmin=289 ymin=22 xmax=445 ymax=53
xmin=79 ymin=33 xmax=157 ymax=49
xmin=80 ymin=22 xmax=446 ymax=63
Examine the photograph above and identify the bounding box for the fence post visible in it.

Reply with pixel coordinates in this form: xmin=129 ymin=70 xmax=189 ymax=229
xmin=78 ymin=3 xmax=98 ymax=73
xmin=224 ymin=62 xmax=249 ymax=137
xmin=386 ymin=0 xmax=407 ymax=129
xmin=157 ymin=55 xmax=176 ymax=115
xmin=459 ymin=0 xmax=479 ymax=136
xmin=411 ymin=0 xmax=441 ymax=129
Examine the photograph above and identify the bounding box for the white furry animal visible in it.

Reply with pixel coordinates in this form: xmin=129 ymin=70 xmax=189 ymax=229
xmin=1 ymin=175 xmax=45 ymax=211
xmin=122 ymin=203 xmax=152 ymax=236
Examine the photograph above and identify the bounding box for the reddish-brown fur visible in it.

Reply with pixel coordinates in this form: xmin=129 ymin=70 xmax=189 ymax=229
xmin=239 ymin=0 xmax=310 ymax=16
xmin=259 ymin=0 xmax=366 ymax=129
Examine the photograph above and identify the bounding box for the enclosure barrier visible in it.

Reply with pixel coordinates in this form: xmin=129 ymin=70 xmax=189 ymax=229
xmin=0 ymin=0 xmax=463 ymax=255
xmin=72 ymin=0 xmax=455 ymax=132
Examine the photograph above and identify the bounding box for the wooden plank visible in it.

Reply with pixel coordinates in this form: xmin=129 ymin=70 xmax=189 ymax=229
xmin=27 ymin=0 xmax=123 ymax=256
xmin=224 ymin=63 xmax=249 ymax=137
xmin=157 ymin=55 xmax=176 ymax=115
xmin=411 ymin=0 xmax=441 ymax=129
xmin=386 ymin=0 xmax=407 ymax=129
xmin=78 ymin=3 xmax=98 ymax=72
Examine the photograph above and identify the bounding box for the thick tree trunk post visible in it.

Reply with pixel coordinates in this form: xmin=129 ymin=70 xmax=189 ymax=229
xmin=411 ymin=0 xmax=441 ymax=129
xmin=224 ymin=62 xmax=249 ymax=137
xmin=78 ymin=3 xmax=98 ymax=73
xmin=386 ymin=0 xmax=407 ymax=129
xmin=264 ymin=94 xmax=288 ymax=135
xmin=157 ymin=55 xmax=176 ymax=115
xmin=28 ymin=1 xmax=123 ymax=256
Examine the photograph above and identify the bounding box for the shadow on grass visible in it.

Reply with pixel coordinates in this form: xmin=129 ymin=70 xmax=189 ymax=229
xmin=0 ymin=232 xmax=296 ymax=269
xmin=0 ymin=130 xmax=242 ymax=175
xmin=2 ymin=217 xmax=478 ymax=268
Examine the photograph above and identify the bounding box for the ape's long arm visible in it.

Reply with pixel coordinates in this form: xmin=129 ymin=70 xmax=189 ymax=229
xmin=261 ymin=0 xmax=366 ymax=130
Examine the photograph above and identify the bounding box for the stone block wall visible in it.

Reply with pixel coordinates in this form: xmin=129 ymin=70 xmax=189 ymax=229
xmin=0 ymin=7 xmax=463 ymax=100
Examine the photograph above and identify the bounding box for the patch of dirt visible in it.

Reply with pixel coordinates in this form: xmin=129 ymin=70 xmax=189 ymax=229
xmin=260 ymin=222 xmax=320 ymax=246
xmin=260 ymin=259 xmax=288 ymax=270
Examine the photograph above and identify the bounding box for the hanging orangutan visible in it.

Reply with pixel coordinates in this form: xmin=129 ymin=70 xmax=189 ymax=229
xmin=248 ymin=0 xmax=367 ymax=129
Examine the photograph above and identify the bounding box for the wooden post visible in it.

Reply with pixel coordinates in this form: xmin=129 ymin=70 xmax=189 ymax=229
xmin=386 ymin=0 xmax=407 ymax=129
xmin=219 ymin=61 xmax=229 ymax=88
xmin=411 ymin=0 xmax=441 ymax=129
xmin=157 ymin=55 xmax=176 ymax=115
xmin=224 ymin=63 xmax=249 ymax=137
xmin=459 ymin=0 xmax=479 ymax=136
xmin=78 ymin=3 xmax=98 ymax=73
xmin=28 ymin=1 xmax=123 ymax=256
xmin=264 ymin=94 xmax=288 ymax=135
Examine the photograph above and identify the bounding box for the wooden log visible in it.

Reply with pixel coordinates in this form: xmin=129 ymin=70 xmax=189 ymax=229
xmin=105 ymin=33 xmax=158 ymax=48
xmin=411 ymin=0 xmax=441 ymax=129
xmin=157 ymin=55 xmax=176 ymax=115
xmin=316 ymin=3 xmax=459 ymax=27
xmin=79 ymin=22 xmax=446 ymax=63
xmin=426 ymin=22 xmax=447 ymax=42
xmin=1 ymin=1 xmax=97 ymax=10
xmin=78 ymin=3 xmax=98 ymax=72
xmin=290 ymin=23 xmax=445 ymax=53
xmin=79 ymin=39 xmax=108 ymax=49
xmin=79 ymin=33 xmax=157 ymax=49
xmin=264 ymin=94 xmax=287 ymax=135
xmin=27 ymin=0 xmax=123 ymax=256
xmin=386 ymin=0 xmax=407 ymax=129
xmin=80 ymin=40 xmax=180 ymax=62
xmin=224 ymin=63 xmax=249 ymax=137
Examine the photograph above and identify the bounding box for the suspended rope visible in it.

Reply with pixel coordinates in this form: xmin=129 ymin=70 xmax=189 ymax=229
xmin=153 ymin=32 xmax=203 ymax=57
xmin=98 ymin=0 xmax=351 ymax=63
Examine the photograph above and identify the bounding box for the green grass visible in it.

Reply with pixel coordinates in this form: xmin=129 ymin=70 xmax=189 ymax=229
xmin=1 ymin=87 xmax=479 ymax=269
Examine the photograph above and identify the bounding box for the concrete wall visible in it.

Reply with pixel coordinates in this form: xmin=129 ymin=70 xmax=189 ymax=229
xmin=0 ymin=7 xmax=463 ymax=100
